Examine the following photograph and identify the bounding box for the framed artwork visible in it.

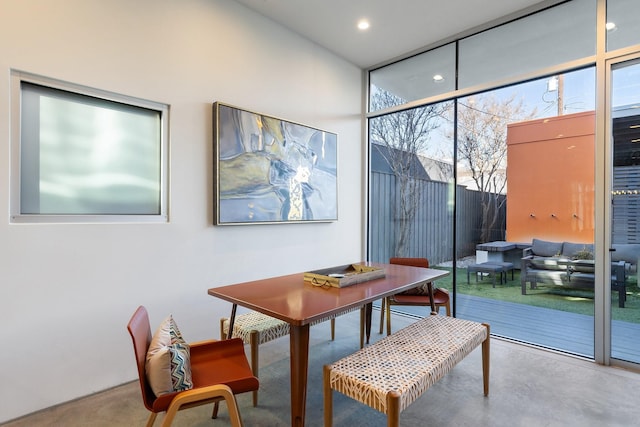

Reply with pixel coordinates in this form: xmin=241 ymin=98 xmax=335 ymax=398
xmin=213 ymin=102 xmax=338 ymax=225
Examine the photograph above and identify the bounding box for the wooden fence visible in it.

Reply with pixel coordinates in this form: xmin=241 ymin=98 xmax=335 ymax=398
xmin=369 ymin=171 xmax=506 ymax=265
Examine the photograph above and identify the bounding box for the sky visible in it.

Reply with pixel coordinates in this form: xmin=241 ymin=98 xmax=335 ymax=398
xmin=419 ymin=67 xmax=598 ymax=162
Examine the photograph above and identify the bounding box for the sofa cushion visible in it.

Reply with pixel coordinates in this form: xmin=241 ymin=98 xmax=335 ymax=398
xmin=531 ymin=239 xmax=563 ymax=257
xmin=562 ymin=242 xmax=594 ymax=259
xmin=569 ymin=259 xmax=595 ymax=273
xmin=611 ymin=243 xmax=640 ymax=266
xmin=530 ymin=256 xmax=569 ymax=271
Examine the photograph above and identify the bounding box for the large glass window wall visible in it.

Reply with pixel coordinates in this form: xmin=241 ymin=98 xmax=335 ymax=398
xmin=458 ymin=0 xmax=596 ymax=89
xmin=367 ymin=0 xmax=640 ymax=364
xmin=606 ymin=0 xmax=640 ymax=51
xmin=369 ymin=43 xmax=456 ymax=113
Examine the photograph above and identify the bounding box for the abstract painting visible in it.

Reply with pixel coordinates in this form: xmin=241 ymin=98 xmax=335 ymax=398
xmin=213 ymin=102 xmax=337 ymax=225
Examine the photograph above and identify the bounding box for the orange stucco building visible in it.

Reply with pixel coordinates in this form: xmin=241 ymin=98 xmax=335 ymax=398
xmin=506 ymin=111 xmax=595 ymax=244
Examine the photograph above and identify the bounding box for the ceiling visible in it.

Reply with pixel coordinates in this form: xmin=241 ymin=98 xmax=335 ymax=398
xmin=233 ymin=0 xmax=550 ymax=69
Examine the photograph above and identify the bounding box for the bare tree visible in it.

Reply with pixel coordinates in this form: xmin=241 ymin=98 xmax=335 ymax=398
xmin=457 ymin=93 xmax=536 ymax=242
xmin=370 ymin=90 xmax=449 ymax=256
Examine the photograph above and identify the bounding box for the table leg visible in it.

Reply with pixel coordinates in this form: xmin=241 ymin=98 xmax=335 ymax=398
xmin=427 ymin=282 xmax=436 ymax=314
xmin=226 ymin=304 xmax=237 ymax=340
xmin=360 ymin=308 xmax=365 ymax=348
xmin=364 ymin=302 xmax=373 ymax=344
xmin=290 ymin=323 xmax=310 ymax=427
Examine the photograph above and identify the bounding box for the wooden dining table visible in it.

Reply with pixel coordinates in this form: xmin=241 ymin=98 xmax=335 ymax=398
xmin=207 ymin=261 xmax=449 ymax=427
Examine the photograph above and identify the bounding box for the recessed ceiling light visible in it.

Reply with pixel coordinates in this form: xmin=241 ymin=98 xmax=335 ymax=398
xmin=357 ymin=19 xmax=370 ymax=30
xmin=433 ymin=74 xmax=444 ymax=82
xmin=606 ymin=22 xmax=617 ymax=31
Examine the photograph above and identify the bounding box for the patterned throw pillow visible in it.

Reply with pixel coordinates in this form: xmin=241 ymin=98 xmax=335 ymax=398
xmin=169 ymin=341 xmax=192 ymax=392
xmin=145 ymin=315 xmax=193 ymax=396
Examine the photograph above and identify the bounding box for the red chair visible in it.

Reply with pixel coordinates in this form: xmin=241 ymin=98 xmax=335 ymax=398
xmin=127 ymin=306 xmax=259 ymax=427
xmin=380 ymin=257 xmax=451 ymax=335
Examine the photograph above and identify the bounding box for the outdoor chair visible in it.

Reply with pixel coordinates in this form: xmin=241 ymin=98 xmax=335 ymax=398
xmin=380 ymin=257 xmax=451 ymax=335
xmin=127 ymin=306 xmax=258 ymax=427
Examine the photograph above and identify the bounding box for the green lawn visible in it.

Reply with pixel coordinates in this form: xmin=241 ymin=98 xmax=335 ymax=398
xmin=432 ymin=266 xmax=640 ymax=324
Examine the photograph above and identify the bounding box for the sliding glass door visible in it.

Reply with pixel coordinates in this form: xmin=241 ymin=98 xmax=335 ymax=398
xmin=609 ymin=58 xmax=640 ymax=364
xmin=455 ymin=68 xmax=597 ymax=357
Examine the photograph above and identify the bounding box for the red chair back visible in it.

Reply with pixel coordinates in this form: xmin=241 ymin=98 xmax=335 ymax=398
xmin=127 ymin=306 xmax=157 ymax=412
xmin=389 ymin=257 xmax=429 ymax=268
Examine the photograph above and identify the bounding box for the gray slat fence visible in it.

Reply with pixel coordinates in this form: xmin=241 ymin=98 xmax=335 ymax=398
xmin=369 ymin=171 xmax=505 ymax=265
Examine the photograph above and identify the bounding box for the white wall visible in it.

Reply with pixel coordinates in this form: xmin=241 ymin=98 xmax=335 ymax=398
xmin=0 ymin=0 xmax=363 ymax=422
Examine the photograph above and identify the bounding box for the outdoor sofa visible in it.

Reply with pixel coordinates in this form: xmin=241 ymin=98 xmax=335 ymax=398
xmin=520 ymin=239 xmax=639 ymax=308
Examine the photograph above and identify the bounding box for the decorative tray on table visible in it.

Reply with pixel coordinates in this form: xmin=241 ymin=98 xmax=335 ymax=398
xmin=303 ymin=264 xmax=385 ymax=288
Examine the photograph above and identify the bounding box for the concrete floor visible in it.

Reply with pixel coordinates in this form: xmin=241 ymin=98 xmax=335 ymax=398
xmin=4 ymin=309 xmax=640 ymax=427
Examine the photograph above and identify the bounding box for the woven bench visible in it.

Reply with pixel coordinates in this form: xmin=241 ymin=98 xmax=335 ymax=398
xmin=222 ymin=307 xmax=364 ymax=406
xmin=323 ymin=315 xmax=490 ymax=427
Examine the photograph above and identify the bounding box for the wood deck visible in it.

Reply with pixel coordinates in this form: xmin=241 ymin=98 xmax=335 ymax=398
xmin=387 ymin=294 xmax=640 ymax=363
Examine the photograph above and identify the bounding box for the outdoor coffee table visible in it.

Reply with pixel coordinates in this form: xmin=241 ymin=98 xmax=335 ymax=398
xmin=467 ymin=262 xmax=514 ymax=287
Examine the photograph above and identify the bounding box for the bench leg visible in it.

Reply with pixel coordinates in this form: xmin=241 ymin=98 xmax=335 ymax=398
xmin=386 ymin=391 xmax=401 ymax=427
xmin=323 ymin=365 xmax=333 ymax=427
xmin=482 ymin=323 xmax=490 ymax=396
